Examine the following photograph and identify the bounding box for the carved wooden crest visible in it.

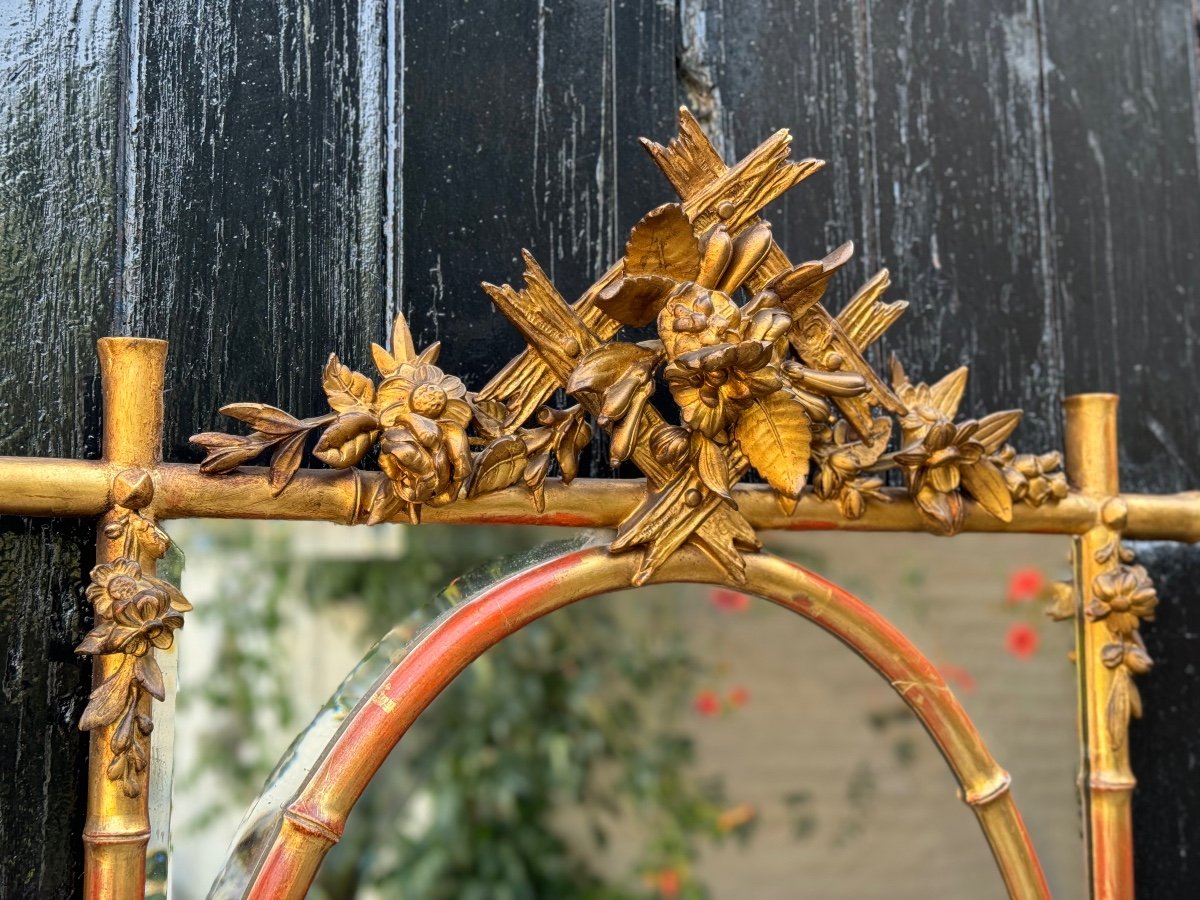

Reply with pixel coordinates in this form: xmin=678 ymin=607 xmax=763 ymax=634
xmin=189 ymin=108 xmax=1066 ymax=585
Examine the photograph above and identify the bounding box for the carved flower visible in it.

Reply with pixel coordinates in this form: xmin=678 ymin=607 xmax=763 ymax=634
xmin=375 ymin=362 xmax=473 ymax=504
xmin=664 ymin=344 xmax=781 ymax=439
xmin=377 ymin=363 xmax=471 ymax=427
xmin=86 ymin=559 xmax=144 ymax=620
xmin=1100 ymin=638 xmax=1154 ymax=674
xmin=892 ymin=408 xmax=1022 ymax=533
xmin=1088 ymin=565 xmax=1158 ymax=635
xmin=993 ymin=446 xmax=1069 ymax=507
xmin=890 ymin=357 xmax=968 ymax=445
xmin=660 ymin=299 xmax=790 ymax=438
xmin=813 ymin=418 xmax=890 ymax=499
xmin=80 ymin=560 xmax=192 ymax=658
xmin=658 ymin=283 xmax=746 ymax=358
xmin=894 ymin=420 xmax=983 ymax=494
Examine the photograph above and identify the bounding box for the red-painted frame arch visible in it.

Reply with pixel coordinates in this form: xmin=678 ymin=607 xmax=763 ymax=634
xmin=242 ymin=545 xmax=1050 ymax=899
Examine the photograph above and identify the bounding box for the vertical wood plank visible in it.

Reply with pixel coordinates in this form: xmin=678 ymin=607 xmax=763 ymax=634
xmin=129 ymin=0 xmax=389 ymax=460
xmin=399 ymin=0 xmax=676 ymax=473
xmin=1127 ymin=543 xmax=1200 ymax=896
xmin=866 ymin=1 xmax=1063 ymax=447
xmin=1042 ymin=0 xmax=1200 ymax=494
xmin=0 ymin=2 xmax=120 ymax=895
xmin=698 ymin=0 xmax=1061 ymax=443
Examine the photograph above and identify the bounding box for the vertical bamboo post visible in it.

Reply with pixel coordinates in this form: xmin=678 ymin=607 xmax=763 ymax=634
xmin=83 ymin=338 xmax=168 ymax=900
xmin=1063 ymin=393 xmax=1134 ymax=899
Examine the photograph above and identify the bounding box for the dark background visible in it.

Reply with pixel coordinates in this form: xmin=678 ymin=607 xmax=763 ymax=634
xmin=1 ymin=1 xmax=1197 ymax=896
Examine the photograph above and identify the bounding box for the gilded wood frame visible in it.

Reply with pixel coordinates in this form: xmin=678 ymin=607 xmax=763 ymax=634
xmin=0 ymin=108 xmax=1192 ymax=898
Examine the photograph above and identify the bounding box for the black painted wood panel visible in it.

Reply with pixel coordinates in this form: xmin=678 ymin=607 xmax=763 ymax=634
xmin=130 ymin=0 xmax=389 ymax=461
xmin=0 ymin=2 xmax=119 ymax=896
xmin=1130 ymin=542 xmax=1200 ymax=898
xmin=1043 ymin=0 xmax=1200 ymax=495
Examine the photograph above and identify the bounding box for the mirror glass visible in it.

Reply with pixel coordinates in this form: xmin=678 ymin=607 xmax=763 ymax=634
xmin=164 ymin=521 xmax=1083 ymax=899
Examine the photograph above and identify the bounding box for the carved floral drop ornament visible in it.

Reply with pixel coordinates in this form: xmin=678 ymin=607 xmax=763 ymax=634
xmin=75 ymin=469 xmax=190 ymax=798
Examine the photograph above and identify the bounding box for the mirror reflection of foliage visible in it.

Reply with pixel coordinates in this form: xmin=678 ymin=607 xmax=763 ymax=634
xmin=178 ymin=525 xmax=296 ymax=821
xmin=184 ymin=523 xmax=754 ymax=898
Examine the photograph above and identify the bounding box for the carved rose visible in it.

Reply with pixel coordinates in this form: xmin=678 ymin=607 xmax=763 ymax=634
xmin=79 ymin=559 xmax=192 ymax=658
xmin=366 ymin=357 xmax=473 ymax=504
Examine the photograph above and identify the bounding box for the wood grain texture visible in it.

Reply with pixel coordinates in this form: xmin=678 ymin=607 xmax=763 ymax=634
xmin=128 ymin=0 xmax=389 ymax=461
xmin=1039 ymin=2 xmax=1200 ymax=893
xmin=1129 ymin=542 xmax=1200 ymax=896
xmin=399 ymin=0 xmax=677 ymax=475
xmin=1043 ymin=0 xmax=1200 ymax=495
xmin=0 ymin=2 xmax=117 ymax=896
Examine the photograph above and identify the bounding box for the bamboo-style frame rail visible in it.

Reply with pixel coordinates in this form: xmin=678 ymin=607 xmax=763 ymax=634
xmin=4 ymin=455 xmax=1197 ymax=541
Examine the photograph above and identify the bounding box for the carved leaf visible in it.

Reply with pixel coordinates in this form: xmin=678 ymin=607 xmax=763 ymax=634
xmin=928 ymin=367 xmax=969 ymax=419
xmin=595 ymin=274 xmax=676 ymax=327
xmin=371 ymin=343 xmax=398 ymax=377
xmin=128 ymin=514 xmax=171 ymax=559
xmin=219 ymin=403 xmax=305 ymax=435
xmin=391 ymin=312 xmax=417 ymax=363
xmin=913 ymin=484 xmax=966 ymax=535
xmin=322 ymin=353 xmax=376 ymax=414
xmin=268 ymin=430 xmax=309 ymax=496
xmin=734 ymin=388 xmax=812 ymax=500
xmin=1129 ymin=677 xmax=1143 ymax=719
xmin=364 ymin=478 xmax=406 ymax=526
xmin=523 ymin=453 xmax=552 ymax=513
xmin=416 ymin=341 xmax=442 ymax=366
xmin=973 ymin=409 xmax=1023 ymax=454
xmin=692 ymin=434 xmax=732 ymax=501
xmin=79 ymin=657 xmax=136 ymax=731
xmin=191 ymin=432 xmax=274 ymax=474
xmin=470 ymin=398 xmax=511 ymax=440
xmin=112 ymin=705 xmax=137 ymax=753
xmin=1047 ymin=581 xmax=1077 ymax=621
xmin=960 ymin=458 xmax=1014 ymax=522
xmin=714 ymin=222 xmax=773 ymax=294
xmin=695 ymin=225 xmax=732 ymax=288
xmin=566 ymin=342 xmax=659 ymax=400
xmin=134 ymin=654 xmax=166 ymax=702
xmin=623 ymin=203 xmax=700 ymax=280
xmin=553 ymin=414 xmax=591 ymax=484
xmin=1107 ymin=668 xmax=1132 ymax=749
xmin=314 ymin=410 xmax=380 ymax=468
xmin=75 ymin=623 xmax=114 ymax=656
xmin=465 ymin=435 xmax=528 ymax=498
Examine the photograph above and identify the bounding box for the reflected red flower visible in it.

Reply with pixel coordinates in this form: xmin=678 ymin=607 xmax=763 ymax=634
xmin=710 ymin=589 xmax=750 ymax=613
xmin=1006 ymin=622 xmax=1039 ymax=659
xmin=938 ymin=663 xmax=977 ymax=694
xmin=717 ymin=802 xmax=757 ymax=831
xmin=656 ymin=868 xmax=681 ymax=898
xmin=1007 ymin=567 xmax=1047 ymax=604
xmin=728 ymin=685 xmax=750 ymax=707
xmin=693 ymin=690 xmax=721 ymax=717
